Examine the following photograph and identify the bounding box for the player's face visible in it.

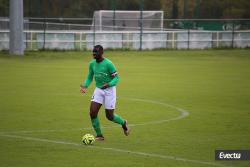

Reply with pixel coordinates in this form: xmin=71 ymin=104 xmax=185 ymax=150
xmin=92 ymin=48 xmax=102 ymax=60
xmin=92 ymin=51 xmax=97 ymax=59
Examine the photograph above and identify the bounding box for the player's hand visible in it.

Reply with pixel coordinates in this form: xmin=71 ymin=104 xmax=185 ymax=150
xmin=101 ymin=83 xmax=109 ymax=89
xmin=80 ymin=85 xmax=87 ymax=93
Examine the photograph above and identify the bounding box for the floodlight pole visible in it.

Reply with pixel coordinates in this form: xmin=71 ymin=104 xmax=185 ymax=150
xmin=9 ymin=0 xmax=24 ymax=55
xmin=139 ymin=0 xmax=144 ymax=51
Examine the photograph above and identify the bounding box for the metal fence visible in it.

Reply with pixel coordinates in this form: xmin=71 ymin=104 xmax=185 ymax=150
xmin=1 ymin=18 xmax=250 ymax=50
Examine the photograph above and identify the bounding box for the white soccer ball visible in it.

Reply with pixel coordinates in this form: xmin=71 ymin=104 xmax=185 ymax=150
xmin=82 ymin=134 xmax=95 ymax=145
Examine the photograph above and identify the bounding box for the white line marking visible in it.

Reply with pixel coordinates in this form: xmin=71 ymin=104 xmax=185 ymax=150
xmin=0 ymin=126 xmax=117 ymax=134
xmin=120 ymin=97 xmax=189 ymax=126
xmin=0 ymin=97 xmax=189 ymax=134
xmin=0 ymin=98 xmax=231 ymax=166
xmin=0 ymin=133 xmax=232 ymax=167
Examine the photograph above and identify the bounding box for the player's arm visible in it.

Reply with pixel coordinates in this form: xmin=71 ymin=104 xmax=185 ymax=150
xmin=101 ymin=62 xmax=119 ymax=89
xmin=80 ymin=63 xmax=94 ymax=93
xmin=108 ymin=71 xmax=119 ymax=87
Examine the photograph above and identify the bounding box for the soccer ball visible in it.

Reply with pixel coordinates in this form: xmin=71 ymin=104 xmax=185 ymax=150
xmin=82 ymin=134 xmax=95 ymax=145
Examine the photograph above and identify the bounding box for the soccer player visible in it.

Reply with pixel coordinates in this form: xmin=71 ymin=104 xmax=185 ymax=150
xmin=80 ymin=45 xmax=129 ymax=141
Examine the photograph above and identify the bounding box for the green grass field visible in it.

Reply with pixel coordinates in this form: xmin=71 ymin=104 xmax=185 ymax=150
xmin=0 ymin=50 xmax=249 ymax=167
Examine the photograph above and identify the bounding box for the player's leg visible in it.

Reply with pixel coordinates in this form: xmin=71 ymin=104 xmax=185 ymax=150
xmin=105 ymin=109 xmax=129 ymax=136
xmin=90 ymin=88 xmax=105 ymax=140
xmin=90 ymin=101 xmax=103 ymax=138
xmin=105 ymin=109 xmax=124 ymax=124
xmin=104 ymin=86 xmax=129 ymax=136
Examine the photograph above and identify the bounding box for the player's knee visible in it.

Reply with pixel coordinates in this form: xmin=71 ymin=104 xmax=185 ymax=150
xmin=89 ymin=110 xmax=97 ymax=119
xmin=105 ymin=113 xmax=113 ymax=121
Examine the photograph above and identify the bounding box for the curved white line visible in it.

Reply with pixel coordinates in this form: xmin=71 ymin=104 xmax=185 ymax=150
xmin=0 ymin=98 xmax=231 ymax=167
xmin=0 ymin=97 xmax=189 ymax=134
xmin=0 ymin=134 xmax=232 ymax=167
xmin=119 ymin=97 xmax=189 ymax=126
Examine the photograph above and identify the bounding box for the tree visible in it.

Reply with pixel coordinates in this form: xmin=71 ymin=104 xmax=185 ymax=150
xmin=1 ymin=0 xmax=250 ymax=19
xmin=0 ymin=0 xmax=9 ymax=16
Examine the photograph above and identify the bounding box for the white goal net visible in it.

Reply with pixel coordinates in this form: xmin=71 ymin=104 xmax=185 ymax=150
xmin=92 ymin=10 xmax=164 ymax=31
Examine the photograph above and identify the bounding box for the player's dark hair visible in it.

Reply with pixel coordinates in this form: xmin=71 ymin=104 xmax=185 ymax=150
xmin=93 ymin=45 xmax=103 ymax=52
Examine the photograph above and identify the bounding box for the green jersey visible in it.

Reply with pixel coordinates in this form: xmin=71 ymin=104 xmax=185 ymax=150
xmin=83 ymin=58 xmax=119 ymax=88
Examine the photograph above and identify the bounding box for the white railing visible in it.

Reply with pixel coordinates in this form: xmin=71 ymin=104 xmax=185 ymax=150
xmin=1 ymin=30 xmax=250 ymax=50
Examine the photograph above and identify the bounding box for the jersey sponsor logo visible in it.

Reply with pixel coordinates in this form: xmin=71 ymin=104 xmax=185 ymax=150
xmin=99 ymin=72 xmax=108 ymax=76
xmin=95 ymin=72 xmax=108 ymax=77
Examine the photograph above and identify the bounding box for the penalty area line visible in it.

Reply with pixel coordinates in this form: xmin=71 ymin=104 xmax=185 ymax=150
xmin=0 ymin=133 xmax=232 ymax=167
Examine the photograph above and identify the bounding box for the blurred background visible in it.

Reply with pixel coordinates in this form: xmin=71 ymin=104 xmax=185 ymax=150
xmin=1 ymin=0 xmax=250 ymax=50
xmin=1 ymin=0 xmax=250 ymax=19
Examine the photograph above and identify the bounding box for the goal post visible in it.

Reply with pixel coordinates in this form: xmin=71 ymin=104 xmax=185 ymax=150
xmin=92 ymin=10 xmax=164 ymax=31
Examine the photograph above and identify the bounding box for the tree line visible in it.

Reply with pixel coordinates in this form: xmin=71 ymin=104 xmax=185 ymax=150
xmin=0 ymin=0 xmax=250 ymax=19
